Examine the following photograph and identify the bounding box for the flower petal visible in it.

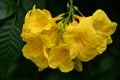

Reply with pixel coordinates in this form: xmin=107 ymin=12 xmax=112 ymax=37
xmin=22 ymin=43 xmax=48 ymax=71
xmin=92 ymin=9 xmax=117 ymax=37
xmin=49 ymin=45 xmax=74 ymax=72
xmin=22 ymin=5 xmax=54 ymax=36
xmin=73 ymin=59 xmax=83 ymax=72
xmin=40 ymin=27 xmax=60 ymax=48
xmin=63 ymin=17 xmax=106 ymax=61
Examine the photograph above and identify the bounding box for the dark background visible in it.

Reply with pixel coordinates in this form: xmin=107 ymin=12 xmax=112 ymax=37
xmin=0 ymin=0 xmax=120 ymax=80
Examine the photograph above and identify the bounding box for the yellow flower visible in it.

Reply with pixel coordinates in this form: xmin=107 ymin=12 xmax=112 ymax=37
xmin=63 ymin=17 xmax=101 ymax=61
xmin=22 ymin=42 xmax=48 ymax=71
xmin=20 ymin=5 xmax=54 ymax=71
xmin=21 ymin=5 xmax=55 ymax=42
xmin=40 ymin=27 xmax=60 ymax=48
xmin=49 ymin=45 xmax=74 ymax=72
xmin=48 ymin=39 xmax=83 ymax=72
xmin=92 ymin=9 xmax=117 ymax=44
xmin=92 ymin=9 xmax=117 ymax=36
xmin=21 ymin=5 xmax=63 ymax=71
xmin=21 ymin=5 xmax=117 ymax=73
xmin=63 ymin=9 xmax=117 ymax=62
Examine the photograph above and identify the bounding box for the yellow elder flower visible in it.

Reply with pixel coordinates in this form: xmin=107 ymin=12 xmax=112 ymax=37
xmin=63 ymin=9 xmax=117 ymax=62
xmin=22 ymin=42 xmax=48 ymax=71
xmin=21 ymin=5 xmax=63 ymax=71
xmin=39 ymin=13 xmax=65 ymax=48
xmin=49 ymin=44 xmax=74 ymax=72
xmin=91 ymin=9 xmax=117 ymax=53
xmin=40 ymin=27 xmax=60 ymax=48
xmin=20 ymin=5 xmax=54 ymax=71
xmin=21 ymin=5 xmax=56 ymax=42
xmin=92 ymin=9 xmax=117 ymax=44
xmin=21 ymin=5 xmax=117 ymax=73
xmin=63 ymin=17 xmax=102 ymax=61
xmin=48 ymin=39 xmax=83 ymax=72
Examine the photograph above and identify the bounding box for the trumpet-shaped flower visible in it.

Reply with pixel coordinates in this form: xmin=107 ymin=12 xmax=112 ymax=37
xmin=63 ymin=9 xmax=117 ymax=62
xmin=21 ymin=5 xmax=63 ymax=71
xmin=63 ymin=17 xmax=102 ymax=61
xmin=92 ymin=9 xmax=117 ymax=44
xmin=40 ymin=27 xmax=60 ymax=48
xmin=49 ymin=44 xmax=74 ymax=72
xmin=22 ymin=42 xmax=48 ymax=71
xmin=48 ymin=39 xmax=83 ymax=72
xmin=21 ymin=5 xmax=56 ymax=42
xmin=48 ymin=39 xmax=82 ymax=72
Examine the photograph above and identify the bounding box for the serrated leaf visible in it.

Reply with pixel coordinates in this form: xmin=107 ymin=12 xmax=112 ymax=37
xmin=0 ymin=18 xmax=23 ymax=79
xmin=0 ymin=0 xmax=16 ymax=19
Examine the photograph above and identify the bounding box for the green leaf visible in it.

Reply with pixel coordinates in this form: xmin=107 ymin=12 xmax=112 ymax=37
xmin=0 ymin=18 xmax=23 ymax=79
xmin=0 ymin=0 xmax=16 ymax=20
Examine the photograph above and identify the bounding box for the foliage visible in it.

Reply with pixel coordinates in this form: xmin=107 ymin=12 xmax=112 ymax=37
xmin=0 ymin=0 xmax=120 ymax=80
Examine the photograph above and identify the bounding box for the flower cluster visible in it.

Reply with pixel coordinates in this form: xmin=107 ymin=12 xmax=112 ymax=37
xmin=21 ymin=5 xmax=117 ymax=72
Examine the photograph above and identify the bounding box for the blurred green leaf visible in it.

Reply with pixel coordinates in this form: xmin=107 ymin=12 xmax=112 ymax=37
xmin=0 ymin=18 xmax=23 ymax=79
xmin=0 ymin=0 xmax=16 ymax=19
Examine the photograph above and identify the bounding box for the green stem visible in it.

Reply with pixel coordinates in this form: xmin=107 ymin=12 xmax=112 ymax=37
xmin=70 ymin=0 xmax=74 ymax=15
xmin=63 ymin=0 xmax=74 ymax=24
xmin=60 ymin=0 xmax=75 ymax=34
xmin=68 ymin=0 xmax=74 ymax=21
xmin=60 ymin=0 xmax=74 ymax=32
